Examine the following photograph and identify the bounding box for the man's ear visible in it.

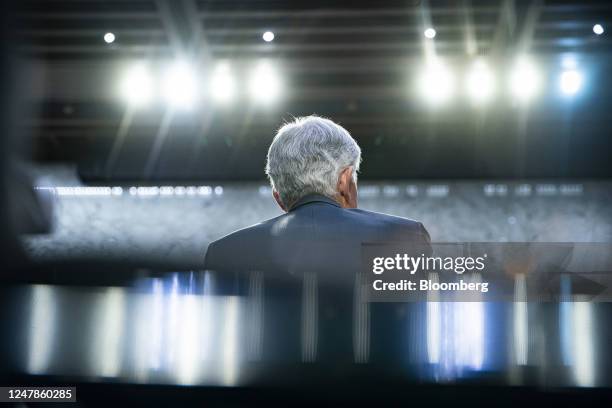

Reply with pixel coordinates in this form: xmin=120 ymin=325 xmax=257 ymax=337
xmin=273 ymin=190 xmax=287 ymax=212
xmin=337 ymin=166 xmax=358 ymax=208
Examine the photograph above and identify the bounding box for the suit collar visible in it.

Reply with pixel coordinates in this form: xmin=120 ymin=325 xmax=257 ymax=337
xmin=289 ymin=194 xmax=341 ymax=211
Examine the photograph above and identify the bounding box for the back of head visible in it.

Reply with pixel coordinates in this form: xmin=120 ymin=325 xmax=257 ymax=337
xmin=265 ymin=116 xmax=361 ymax=209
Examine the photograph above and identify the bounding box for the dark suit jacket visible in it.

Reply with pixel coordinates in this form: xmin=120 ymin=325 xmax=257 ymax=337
xmin=204 ymin=194 xmax=431 ymax=284
xmin=204 ymin=193 xmax=431 ymax=362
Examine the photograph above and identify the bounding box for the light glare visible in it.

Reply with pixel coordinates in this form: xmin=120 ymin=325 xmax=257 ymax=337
xmin=509 ymin=58 xmax=540 ymax=102
xmin=417 ymin=60 xmax=455 ymax=105
xmin=162 ymin=62 xmax=199 ymax=109
xmin=560 ymin=70 xmax=583 ymax=95
xmin=466 ymin=60 xmax=495 ymax=104
xmin=120 ymin=64 xmax=154 ymax=107
xmin=210 ymin=62 xmax=236 ymax=103
xmin=249 ymin=61 xmax=281 ymax=104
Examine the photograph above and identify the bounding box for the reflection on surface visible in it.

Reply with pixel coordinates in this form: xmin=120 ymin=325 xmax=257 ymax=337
xmin=27 ymin=285 xmax=56 ymax=375
xmin=221 ymin=296 xmax=240 ymax=386
xmin=427 ymin=273 xmax=441 ymax=365
xmin=427 ymin=272 xmax=485 ymax=380
xmin=94 ymin=287 xmax=125 ymax=378
xmin=513 ymin=274 xmax=528 ymax=366
xmin=9 ymin=272 xmax=609 ymax=387
xmin=558 ymin=274 xmax=596 ymax=387
xmin=572 ymin=302 xmax=594 ymax=387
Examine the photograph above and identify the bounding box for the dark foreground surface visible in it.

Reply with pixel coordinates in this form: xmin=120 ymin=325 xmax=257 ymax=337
xmin=2 ymin=274 xmax=612 ymax=405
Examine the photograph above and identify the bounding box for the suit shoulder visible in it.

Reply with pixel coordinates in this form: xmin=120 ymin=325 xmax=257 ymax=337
xmin=204 ymin=213 xmax=288 ymax=270
xmin=348 ymin=208 xmax=421 ymax=227
xmin=347 ymin=208 xmax=431 ymax=242
xmin=206 ymin=213 xmax=283 ymax=253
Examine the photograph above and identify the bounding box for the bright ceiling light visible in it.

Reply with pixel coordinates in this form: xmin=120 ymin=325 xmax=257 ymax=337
xmin=424 ymin=28 xmax=436 ymax=39
xmin=262 ymin=31 xmax=275 ymax=42
xmin=509 ymin=57 xmax=541 ymax=102
xmin=560 ymin=69 xmax=583 ymax=95
xmin=561 ymin=54 xmax=578 ymax=69
xmin=417 ymin=59 xmax=455 ymax=106
xmin=162 ymin=62 xmax=199 ymax=109
xmin=248 ymin=60 xmax=282 ymax=104
xmin=120 ymin=63 xmax=154 ymax=107
xmin=210 ymin=62 xmax=236 ymax=103
xmin=466 ymin=60 xmax=496 ymax=104
xmin=593 ymin=24 xmax=604 ymax=35
xmin=104 ymin=32 xmax=116 ymax=44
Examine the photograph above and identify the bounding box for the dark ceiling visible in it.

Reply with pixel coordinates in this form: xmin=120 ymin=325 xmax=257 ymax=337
xmin=7 ymin=0 xmax=612 ymax=181
xmin=13 ymin=1 xmax=612 ymax=59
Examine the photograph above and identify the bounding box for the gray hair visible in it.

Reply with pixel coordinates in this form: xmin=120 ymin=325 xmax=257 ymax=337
xmin=265 ymin=115 xmax=361 ymax=208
